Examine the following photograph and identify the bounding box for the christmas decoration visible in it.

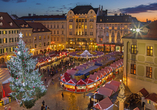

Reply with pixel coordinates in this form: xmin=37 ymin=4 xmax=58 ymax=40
xmin=6 ymin=32 xmax=46 ymax=108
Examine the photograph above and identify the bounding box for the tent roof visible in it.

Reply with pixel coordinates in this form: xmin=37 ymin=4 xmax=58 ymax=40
xmin=139 ymin=88 xmax=149 ymax=97
xmin=145 ymin=93 xmax=157 ymax=103
xmin=85 ymin=78 xmax=94 ymax=84
xmin=0 ymin=68 xmax=11 ymax=84
xmin=110 ymin=80 xmax=121 ymax=87
xmin=67 ymin=79 xmax=77 ymax=84
xmin=80 ymin=50 xmax=93 ymax=56
xmin=97 ymin=87 xmax=113 ymax=97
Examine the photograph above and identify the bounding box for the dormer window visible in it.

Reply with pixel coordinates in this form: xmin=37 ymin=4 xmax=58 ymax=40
xmin=33 ymin=29 xmax=36 ymax=31
xmin=21 ymin=24 xmax=24 ymax=27
xmin=42 ymin=29 xmax=44 ymax=31
xmin=0 ymin=22 xmax=2 ymax=26
xmin=0 ymin=16 xmax=3 ymax=20
xmin=10 ymin=22 xmax=13 ymax=26
xmin=38 ymin=29 xmax=40 ymax=31
xmin=25 ymin=24 xmax=28 ymax=27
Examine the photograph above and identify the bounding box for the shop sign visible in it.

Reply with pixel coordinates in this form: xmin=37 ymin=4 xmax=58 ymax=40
xmin=96 ymin=44 xmax=104 ymax=46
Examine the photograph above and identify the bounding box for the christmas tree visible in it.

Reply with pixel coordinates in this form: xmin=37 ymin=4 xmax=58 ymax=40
xmin=6 ymin=32 xmax=46 ymax=108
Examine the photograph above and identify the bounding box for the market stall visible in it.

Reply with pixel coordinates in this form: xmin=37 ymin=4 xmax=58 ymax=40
xmin=97 ymin=87 xmax=113 ymax=97
xmin=85 ymin=78 xmax=95 ymax=91
xmin=64 ymin=79 xmax=77 ymax=92
xmin=76 ymin=79 xmax=87 ymax=92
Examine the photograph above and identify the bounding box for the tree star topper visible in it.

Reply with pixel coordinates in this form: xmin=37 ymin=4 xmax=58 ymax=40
xmin=19 ymin=32 xmax=23 ymax=38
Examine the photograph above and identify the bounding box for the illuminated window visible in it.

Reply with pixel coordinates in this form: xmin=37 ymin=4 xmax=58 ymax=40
xmin=35 ymin=44 xmax=37 ymax=48
xmin=44 ymin=36 xmax=46 ymax=39
xmin=90 ymin=25 xmax=93 ymax=29
xmin=69 ymin=25 xmax=72 ymax=29
xmin=39 ymin=36 xmax=41 ymax=40
xmin=29 ymin=33 xmax=31 ymax=36
xmin=147 ymin=46 xmax=153 ymax=56
xmin=3 ymin=38 xmax=7 ymax=43
xmin=39 ymin=42 xmax=41 ymax=47
xmin=131 ymin=45 xmax=137 ymax=54
xmin=131 ymin=64 xmax=136 ymax=75
xmin=100 ymin=19 xmax=102 ymax=22
xmin=85 ymin=25 xmax=87 ymax=29
xmin=146 ymin=67 xmax=152 ymax=78
xmin=26 ymin=33 xmax=28 ymax=36
xmin=34 ymin=37 xmax=36 ymax=40
xmin=147 ymin=100 xmax=151 ymax=104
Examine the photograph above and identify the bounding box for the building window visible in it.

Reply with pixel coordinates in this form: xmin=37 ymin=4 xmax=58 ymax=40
xmin=39 ymin=42 xmax=41 ymax=47
xmin=48 ymin=36 xmax=49 ymax=39
xmin=34 ymin=37 xmax=36 ymax=40
xmin=57 ymin=37 xmax=59 ymax=41
xmin=62 ymin=37 xmax=64 ymax=42
xmin=54 ymin=31 xmax=56 ymax=34
xmin=90 ymin=32 xmax=93 ymax=35
xmin=146 ymin=67 xmax=152 ymax=78
xmin=29 ymin=33 xmax=31 ymax=36
xmin=62 ymin=31 xmax=64 ymax=34
xmin=69 ymin=19 xmax=73 ymax=22
xmin=131 ymin=45 xmax=137 ymax=54
xmin=57 ymin=25 xmax=59 ymax=28
xmin=85 ymin=32 xmax=87 ymax=35
xmin=57 ymin=31 xmax=59 ymax=34
xmin=85 ymin=19 xmax=87 ymax=22
xmin=17 ymin=37 xmax=19 ymax=42
xmin=44 ymin=36 xmax=46 ymax=39
xmin=100 ymin=19 xmax=102 ymax=22
xmin=54 ymin=37 xmax=56 ymax=41
xmin=90 ymin=25 xmax=93 ymax=29
xmin=0 ymin=38 xmax=1 ymax=43
xmin=69 ymin=25 xmax=72 ymax=29
xmin=62 ymin=25 xmax=64 ymax=28
xmin=85 ymin=25 xmax=87 ymax=29
xmin=131 ymin=64 xmax=136 ymax=75
xmin=90 ymin=19 xmax=94 ymax=22
xmin=9 ymin=38 xmax=12 ymax=43
xmin=147 ymin=46 xmax=153 ymax=56
xmin=69 ymin=32 xmax=72 ymax=35
xmin=35 ymin=44 xmax=37 ymax=48
xmin=39 ymin=36 xmax=41 ymax=40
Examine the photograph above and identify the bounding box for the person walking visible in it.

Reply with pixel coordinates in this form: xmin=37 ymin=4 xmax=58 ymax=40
xmin=42 ymin=100 xmax=45 ymax=106
xmin=45 ymin=77 xmax=47 ymax=83
xmin=62 ymin=92 xmax=64 ymax=100
xmin=45 ymin=105 xmax=47 ymax=110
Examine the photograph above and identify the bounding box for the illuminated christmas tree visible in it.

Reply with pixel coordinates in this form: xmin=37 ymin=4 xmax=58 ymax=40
xmin=6 ymin=32 xmax=46 ymax=108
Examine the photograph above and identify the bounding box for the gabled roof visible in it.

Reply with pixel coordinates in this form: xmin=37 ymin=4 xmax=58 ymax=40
xmin=27 ymin=22 xmax=50 ymax=33
xmin=14 ymin=20 xmax=32 ymax=28
xmin=0 ymin=12 xmax=19 ymax=29
xmin=85 ymin=78 xmax=94 ymax=84
xmin=105 ymin=83 xmax=119 ymax=92
xmin=110 ymin=80 xmax=121 ymax=87
xmin=139 ymin=88 xmax=149 ymax=97
xmin=94 ymin=97 xmax=113 ymax=110
xmin=71 ymin=5 xmax=98 ymax=14
xmin=98 ymin=87 xmax=113 ymax=97
xmin=67 ymin=79 xmax=77 ymax=84
xmin=145 ymin=93 xmax=157 ymax=103
xmin=76 ymin=79 xmax=86 ymax=86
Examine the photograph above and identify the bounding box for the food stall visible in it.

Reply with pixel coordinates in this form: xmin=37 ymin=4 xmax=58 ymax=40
xmin=76 ymin=79 xmax=87 ymax=92
xmin=85 ymin=78 xmax=95 ymax=91
xmin=64 ymin=79 xmax=77 ymax=92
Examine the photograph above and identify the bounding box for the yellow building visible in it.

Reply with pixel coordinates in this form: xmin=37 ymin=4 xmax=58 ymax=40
xmin=122 ymin=21 xmax=157 ymax=94
xmin=66 ymin=5 xmax=97 ymax=51
xmin=20 ymin=15 xmax=67 ymax=51
xmin=0 ymin=12 xmax=20 ymax=64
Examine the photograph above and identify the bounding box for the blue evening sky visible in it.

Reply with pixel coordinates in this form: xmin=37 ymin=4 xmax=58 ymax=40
xmin=0 ymin=0 xmax=157 ymax=21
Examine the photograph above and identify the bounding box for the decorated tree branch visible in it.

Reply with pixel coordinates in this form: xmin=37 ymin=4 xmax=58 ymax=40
xmin=6 ymin=32 xmax=46 ymax=108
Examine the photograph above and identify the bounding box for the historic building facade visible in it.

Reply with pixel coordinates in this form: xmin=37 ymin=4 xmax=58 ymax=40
xmin=122 ymin=21 xmax=157 ymax=94
xmin=66 ymin=5 xmax=98 ymax=51
xmin=0 ymin=12 xmax=20 ymax=64
xmin=20 ymin=15 xmax=67 ymax=51
xmin=96 ymin=14 xmax=134 ymax=52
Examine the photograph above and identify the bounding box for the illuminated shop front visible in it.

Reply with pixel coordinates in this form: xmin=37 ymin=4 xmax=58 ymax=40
xmin=104 ymin=43 xmax=123 ymax=53
xmin=97 ymin=44 xmax=104 ymax=52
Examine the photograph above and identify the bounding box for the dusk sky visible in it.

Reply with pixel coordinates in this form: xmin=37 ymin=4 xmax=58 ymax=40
xmin=0 ymin=0 xmax=157 ymax=22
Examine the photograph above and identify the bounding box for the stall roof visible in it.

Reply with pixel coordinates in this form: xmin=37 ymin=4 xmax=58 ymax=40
xmin=94 ymin=97 xmax=113 ymax=110
xmin=67 ymin=79 xmax=77 ymax=85
xmin=76 ymin=79 xmax=86 ymax=86
xmin=105 ymin=83 xmax=119 ymax=92
xmin=91 ymin=93 xmax=104 ymax=101
xmin=145 ymin=93 xmax=157 ymax=103
xmin=89 ymin=74 xmax=99 ymax=81
xmin=110 ymin=80 xmax=121 ymax=87
xmin=97 ymin=87 xmax=113 ymax=97
xmin=85 ymin=78 xmax=94 ymax=84
xmin=78 ymin=66 xmax=99 ymax=75
xmin=139 ymin=88 xmax=149 ymax=97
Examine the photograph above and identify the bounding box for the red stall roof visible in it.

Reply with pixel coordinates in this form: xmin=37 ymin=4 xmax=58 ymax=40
xmin=67 ymin=79 xmax=77 ymax=85
xmin=139 ymin=88 xmax=149 ymax=97
xmin=85 ymin=78 xmax=94 ymax=84
xmin=76 ymin=79 xmax=86 ymax=86
xmin=94 ymin=97 xmax=113 ymax=110
xmin=110 ymin=80 xmax=121 ymax=87
xmin=105 ymin=83 xmax=119 ymax=92
xmin=61 ymin=77 xmax=70 ymax=82
xmin=97 ymin=87 xmax=113 ymax=97
xmin=145 ymin=93 xmax=157 ymax=103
